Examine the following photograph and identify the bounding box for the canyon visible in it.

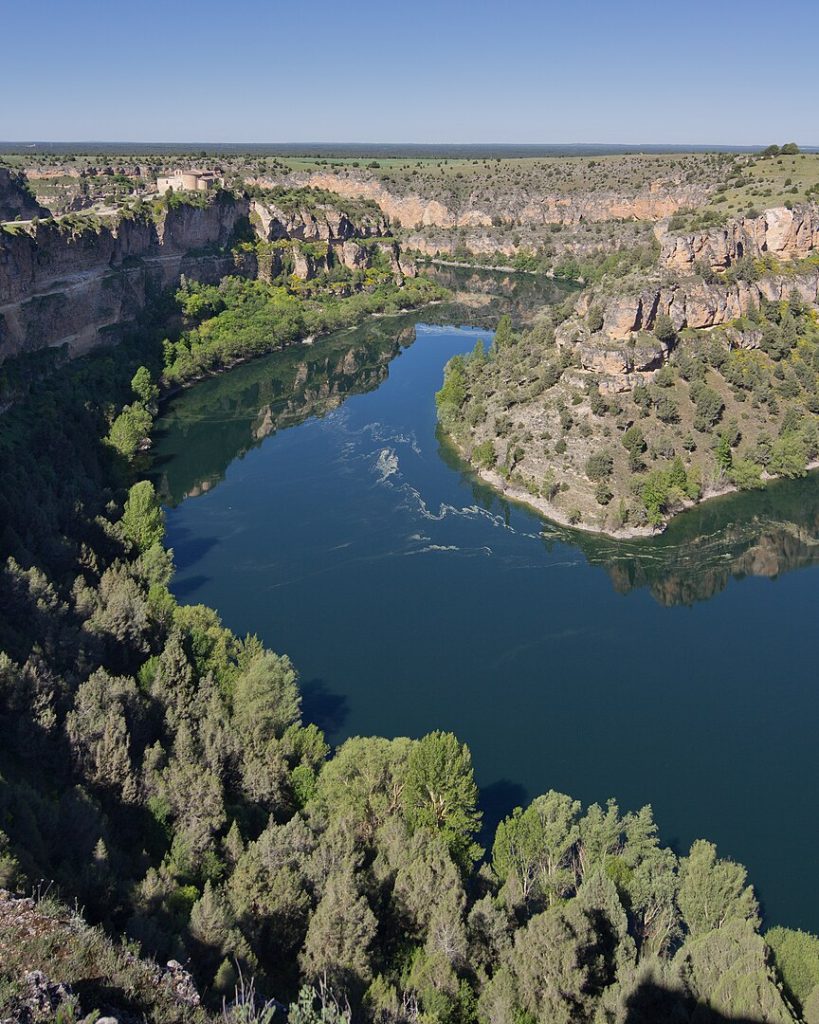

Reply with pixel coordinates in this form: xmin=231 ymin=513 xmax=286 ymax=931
xmin=0 ymin=183 xmax=412 ymax=362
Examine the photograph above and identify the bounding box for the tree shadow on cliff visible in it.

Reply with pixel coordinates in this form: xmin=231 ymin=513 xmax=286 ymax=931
xmin=623 ymin=981 xmax=777 ymax=1024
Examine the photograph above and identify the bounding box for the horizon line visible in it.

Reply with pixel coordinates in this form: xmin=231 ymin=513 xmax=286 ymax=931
xmin=2 ymin=140 xmax=817 ymax=149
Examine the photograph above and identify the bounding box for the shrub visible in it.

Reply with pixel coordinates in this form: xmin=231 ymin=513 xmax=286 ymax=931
xmin=653 ymin=313 xmax=677 ymax=344
xmin=472 ymin=440 xmax=497 ymax=469
xmin=585 ymin=449 xmax=614 ymax=481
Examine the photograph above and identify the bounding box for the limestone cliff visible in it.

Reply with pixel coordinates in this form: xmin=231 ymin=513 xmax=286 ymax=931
xmin=555 ymin=267 xmax=819 ymax=391
xmin=0 ymin=191 xmax=248 ymax=360
xmin=0 ymin=184 xmax=413 ymax=363
xmin=659 ymin=204 xmax=819 ymax=270
xmin=250 ymin=195 xmax=388 ymax=242
xmin=0 ymin=168 xmax=49 ymax=222
xmin=293 ymin=171 xmax=707 ymax=230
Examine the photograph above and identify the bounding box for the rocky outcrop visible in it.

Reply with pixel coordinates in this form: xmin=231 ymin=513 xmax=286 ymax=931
xmin=295 ymin=172 xmax=708 ymax=230
xmin=0 ymin=183 xmax=415 ymax=362
xmin=660 ymin=204 xmax=819 ymax=269
xmin=0 ymin=191 xmax=248 ymax=360
xmin=0 ymin=889 xmax=201 ymax=1023
xmin=251 ymin=196 xmax=388 ymax=241
xmin=0 ymin=168 xmax=49 ymax=222
xmin=556 ymin=266 xmax=819 ymax=391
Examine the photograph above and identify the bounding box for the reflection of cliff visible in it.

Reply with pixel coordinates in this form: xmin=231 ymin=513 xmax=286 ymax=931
xmin=551 ymin=474 xmax=819 ymax=606
xmin=153 ymin=315 xmax=416 ymax=506
xmin=423 ymin=264 xmax=575 ymax=323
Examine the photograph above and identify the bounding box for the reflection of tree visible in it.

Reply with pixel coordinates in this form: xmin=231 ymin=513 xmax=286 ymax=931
xmin=438 ymin=423 xmax=819 ymax=607
xmin=549 ymin=474 xmax=819 ymax=606
xmin=153 ymin=314 xmax=418 ymax=506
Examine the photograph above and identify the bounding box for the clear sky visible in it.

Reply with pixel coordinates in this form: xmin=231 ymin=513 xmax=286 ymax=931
xmin=3 ymin=0 xmax=817 ymax=145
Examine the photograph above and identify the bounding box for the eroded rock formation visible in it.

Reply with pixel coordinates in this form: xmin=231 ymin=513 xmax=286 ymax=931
xmin=659 ymin=204 xmax=819 ymax=269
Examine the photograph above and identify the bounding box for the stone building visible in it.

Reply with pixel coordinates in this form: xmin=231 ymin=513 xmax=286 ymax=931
xmin=155 ymin=170 xmax=222 ymax=193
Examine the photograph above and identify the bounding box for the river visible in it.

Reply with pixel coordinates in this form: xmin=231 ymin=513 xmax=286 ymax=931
xmin=152 ymin=271 xmax=819 ymax=932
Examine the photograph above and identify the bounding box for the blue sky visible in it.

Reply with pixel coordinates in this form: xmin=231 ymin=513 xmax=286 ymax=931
xmin=3 ymin=0 xmax=817 ymax=144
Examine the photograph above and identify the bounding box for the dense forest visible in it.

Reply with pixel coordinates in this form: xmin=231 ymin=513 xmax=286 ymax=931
xmin=2 ymin=264 xmax=819 ymax=1023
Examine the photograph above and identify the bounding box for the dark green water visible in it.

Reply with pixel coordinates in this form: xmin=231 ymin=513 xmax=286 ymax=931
xmin=153 ymin=287 xmax=819 ymax=933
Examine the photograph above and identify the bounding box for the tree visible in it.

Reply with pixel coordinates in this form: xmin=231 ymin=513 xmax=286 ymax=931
xmin=300 ymin=868 xmax=377 ymax=994
xmin=435 ymin=356 xmax=468 ymax=419
xmin=107 ymin=402 xmax=152 ymax=460
xmin=653 ymin=313 xmax=676 ymax=345
xmin=121 ymin=480 xmax=164 ymax=552
xmin=622 ymin=426 xmax=647 ymax=470
xmin=494 ymin=314 xmax=513 ymax=350
xmin=641 ymin=470 xmax=671 ymax=527
xmin=770 ymin=433 xmax=807 ymax=478
xmin=493 ymin=791 xmax=581 ymax=908
xmin=189 ymin=879 xmax=233 ymax=951
xmin=767 ymin=926 xmax=819 ymax=1013
xmin=587 ymin=305 xmax=605 ymax=333
xmin=131 ymin=365 xmax=159 ymax=407
xmin=585 ymin=450 xmax=613 ymax=481
xmin=692 ymin=385 xmax=724 ymax=431
xmin=232 ymin=651 xmax=301 ymax=750
xmin=403 ymin=731 xmax=481 ymax=870
xmin=678 ymin=839 xmax=759 ymax=937
xmin=316 ymin=736 xmax=412 ymax=841
xmin=513 ymin=901 xmax=606 ymax=1024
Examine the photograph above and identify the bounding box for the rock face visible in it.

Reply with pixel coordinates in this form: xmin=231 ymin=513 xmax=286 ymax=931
xmin=297 ymin=171 xmax=707 ymax=230
xmin=251 ymin=196 xmax=388 ymax=241
xmin=0 ymin=191 xmax=248 ymax=360
xmin=0 ymin=187 xmax=412 ymax=362
xmin=660 ymin=204 xmax=819 ymax=269
xmin=556 ymin=266 xmax=819 ymax=391
xmin=0 ymin=168 xmax=49 ymax=222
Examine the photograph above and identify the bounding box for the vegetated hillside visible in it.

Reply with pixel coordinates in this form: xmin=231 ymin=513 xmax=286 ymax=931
xmin=0 ymin=253 xmax=817 ymax=1024
xmin=437 ymin=204 xmax=819 ymax=536
xmin=3 ymin=152 xmax=819 ymax=1022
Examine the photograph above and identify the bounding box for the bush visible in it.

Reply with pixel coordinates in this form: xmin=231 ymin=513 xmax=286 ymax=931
xmin=585 ymin=449 xmax=614 ymax=481
xmin=472 ymin=440 xmax=496 ymax=469
xmin=654 ymin=313 xmax=677 ymax=344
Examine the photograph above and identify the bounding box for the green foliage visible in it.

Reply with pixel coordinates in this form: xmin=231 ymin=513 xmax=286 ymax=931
xmin=767 ymin=926 xmax=819 ymax=1011
xmin=731 ymin=458 xmax=765 ymax=490
xmin=493 ymin=313 xmax=514 ymax=351
xmin=163 ymin=276 xmax=444 ymax=386
xmin=770 ymin=432 xmax=808 ymax=478
xmin=493 ymin=791 xmax=580 ymax=907
xmin=653 ymin=313 xmax=677 ymax=344
xmin=121 ymin=480 xmax=165 ymax=552
xmin=107 ymin=401 xmax=153 ymax=460
xmin=472 ymin=439 xmax=497 ymax=468
xmin=436 ymin=355 xmax=468 ymax=420
xmin=679 ymin=839 xmax=760 ymax=937
xmin=584 ymin=449 xmax=613 ymax=481
xmin=403 ymin=731 xmax=482 ymax=870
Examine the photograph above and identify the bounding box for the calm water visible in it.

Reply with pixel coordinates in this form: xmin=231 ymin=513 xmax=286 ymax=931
xmin=154 ymin=297 xmax=819 ymax=932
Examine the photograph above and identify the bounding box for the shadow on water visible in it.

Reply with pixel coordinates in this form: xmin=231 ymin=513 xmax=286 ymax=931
xmin=171 ymin=532 xmax=220 ymax=572
xmin=478 ymin=777 xmax=529 ymax=850
xmin=299 ymin=678 xmax=350 ymax=738
xmin=171 ymin=574 xmax=212 ymax=600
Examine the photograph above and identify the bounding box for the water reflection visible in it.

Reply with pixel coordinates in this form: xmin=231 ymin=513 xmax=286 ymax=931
xmin=549 ymin=475 xmax=819 ymax=606
xmin=154 ymin=271 xmax=819 ymax=608
xmin=153 ymin=315 xmax=417 ymax=506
